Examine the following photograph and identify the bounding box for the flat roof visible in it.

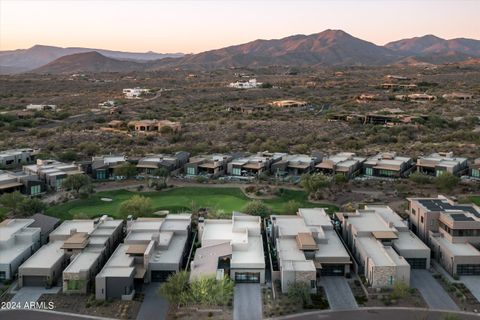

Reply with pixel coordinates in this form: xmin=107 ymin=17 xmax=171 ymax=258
xmin=0 ymin=219 xmax=35 ymax=241
xmin=231 ymin=235 xmax=265 ymax=269
xmin=50 ymin=220 xmax=95 ymax=238
xmin=346 ymin=211 xmax=393 ymax=233
xmin=393 ymin=231 xmax=430 ymax=251
xmin=190 ymin=242 xmax=232 ymax=280
xmin=20 ymin=241 xmax=64 ymax=269
xmin=356 ymin=237 xmax=399 ymax=266
xmin=433 ymin=236 xmax=480 ymax=256
xmin=298 ymin=208 xmax=331 ymax=227
xmin=150 ymin=233 xmax=188 ymax=266
xmin=316 ymin=230 xmax=350 ymax=261
xmin=63 ymin=250 xmax=102 ymax=274
xmin=97 ymin=244 xmax=135 ymax=278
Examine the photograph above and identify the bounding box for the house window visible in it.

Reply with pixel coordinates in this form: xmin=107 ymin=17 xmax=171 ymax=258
xmin=31 ymin=185 xmax=41 ymax=195
xmin=436 ymin=170 xmax=446 ymax=177
xmin=96 ymin=170 xmax=107 ymax=180
xmin=0 ymin=271 xmax=6 ymax=281
xmin=186 ymin=167 xmax=196 ymax=175
xmin=420 ymin=217 xmax=424 ymax=224
xmin=412 ymin=209 xmax=416 ymax=216
xmin=310 ymin=280 xmax=316 ymax=289
xmin=232 ymin=167 xmax=242 ymax=176
xmin=389 ymin=276 xmax=394 ymax=285
xmin=56 ymin=178 xmax=64 ymax=190
xmin=472 ymin=169 xmax=480 ymax=178
xmin=365 ymin=168 xmax=373 ymax=176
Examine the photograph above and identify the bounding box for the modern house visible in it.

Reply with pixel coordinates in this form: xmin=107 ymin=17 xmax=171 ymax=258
xmin=30 ymin=213 xmax=61 ymax=245
xmin=123 ymin=88 xmax=150 ymax=99
xmin=90 ymin=155 xmax=127 ymax=180
xmin=95 ymin=215 xmax=191 ymax=300
xmin=363 ymin=152 xmax=414 ymax=178
xmin=416 ymin=152 xmax=468 ymax=177
xmin=470 ymin=159 xmax=480 ymax=180
xmin=442 ymin=93 xmax=474 ymax=100
xmin=336 ymin=205 xmax=430 ymax=288
xmin=406 ymin=93 xmax=436 ymax=101
xmin=407 ymin=196 xmax=480 ymax=276
xmin=269 ymin=100 xmax=308 ymax=108
xmin=18 ymin=216 xmax=124 ymax=292
xmin=315 ymin=152 xmax=365 ymax=178
xmin=0 ymin=170 xmax=44 ymax=196
xmin=190 ymin=212 xmax=265 ymax=283
xmin=228 ymin=79 xmax=262 ymax=89
xmin=136 ymin=152 xmax=190 ymax=175
xmin=270 ymin=208 xmax=351 ymax=293
xmin=25 ymin=104 xmax=57 ymax=111
xmin=184 ymin=154 xmax=233 ymax=178
xmin=128 ymin=120 xmax=181 ymax=134
xmin=0 ymin=219 xmax=41 ymax=282
xmin=0 ymin=148 xmax=40 ymax=169
xmin=271 ymin=154 xmax=321 ymax=178
xmin=23 ymin=159 xmax=84 ymax=191
xmin=227 ymin=152 xmax=286 ymax=178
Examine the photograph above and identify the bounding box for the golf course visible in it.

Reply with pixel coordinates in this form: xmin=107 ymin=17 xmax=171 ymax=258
xmin=45 ymin=186 xmax=338 ymax=220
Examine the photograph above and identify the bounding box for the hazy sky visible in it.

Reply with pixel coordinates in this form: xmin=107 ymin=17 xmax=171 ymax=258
xmin=1 ymin=0 xmax=479 ymax=53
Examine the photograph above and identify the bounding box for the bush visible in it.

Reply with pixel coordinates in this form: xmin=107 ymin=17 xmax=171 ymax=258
xmin=242 ymin=200 xmax=271 ymax=218
xmin=119 ymin=195 xmax=153 ymax=218
xmin=435 ymin=172 xmax=460 ymax=192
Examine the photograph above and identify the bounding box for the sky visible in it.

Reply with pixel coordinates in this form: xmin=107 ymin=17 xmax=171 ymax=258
xmin=1 ymin=0 xmax=479 ymax=53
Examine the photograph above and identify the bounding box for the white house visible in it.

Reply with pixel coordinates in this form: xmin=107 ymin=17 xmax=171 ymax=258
xmin=228 ymin=79 xmax=262 ymax=89
xmin=122 ymin=88 xmax=151 ymax=99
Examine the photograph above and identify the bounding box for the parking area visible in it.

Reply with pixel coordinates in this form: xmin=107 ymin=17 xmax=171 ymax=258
xmin=319 ymin=277 xmax=358 ymax=310
xmin=10 ymin=286 xmax=61 ymax=307
xmin=136 ymin=283 xmax=169 ymax=320
xmin=234 ymin=284 xmax=262 ymax=320
xmin=411 ymin=270 xmax=459 ymax=310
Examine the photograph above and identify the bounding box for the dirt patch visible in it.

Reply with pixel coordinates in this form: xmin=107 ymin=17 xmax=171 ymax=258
xmin=38 ymin=293 xmax=143 ymax=319
xmin=434 ymin=274 xmax=480 ymax=312
xmin=166 ymin=305 xmax=233 ymax=320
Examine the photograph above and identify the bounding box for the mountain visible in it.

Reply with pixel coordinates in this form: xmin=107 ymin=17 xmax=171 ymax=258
xmin=385 ymin=35 xmax=480 ymax=57
xmin=0 ymin=45 xmax=184 ymax=74
xmin=159 ymin=30 xmax=402 ymax=69
xmin=31 ymin=51 xmax=149 ymax=74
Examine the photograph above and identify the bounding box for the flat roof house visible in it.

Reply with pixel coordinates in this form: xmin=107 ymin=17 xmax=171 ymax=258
xmin=90 ymin=155 xmax=127 ymax=180
xmin=190 ymin=212 xmax=265 ymax=284
xmin=0 ymin=148 xmax=40 ymax=169
xmin=0 ymin=219 xmax=41 ymax=282
xmin=363 ymin=152 xmax=414 ymax=178
xmin=271 ymin=208 xmax=351 ymax=293
xmin=408 ymin=196 xmax=480 ymax=276
xmin=95 ymin=214 xmax=191 ymax=300
xmin=136 ymin=152 xmax=190 ymax=175
xmin=18 ymin=216 xmax=123 ymax=293
xmin=30 ymin=213 xmax=61 ymax=245
xmin=442 ymin=93 xmax=474 ymax=100
xmin=128 ymin=120 xmax=181 ymax=134
xmin=0 ymin=170 xmax=45 ymax=196
xmin=23 ymin=159 xmax=84 ymax=191
xmin=227 ymin=152 xmax=286 ymax=178
xmin=315 ymin=152 xmax=366 ymax=178
xmin=416 ymin=152 xmax=468 ymax=177
xmin=336 ymin=206 xmax=430 ymax=288
xmin=185 ymin=154 xmax=233 ymax=178
xmin=123 ymin=88 xmax=150 ymax=99
xmin=271 ymin=154 xmax=321 ymax=178
xmin=269 ymin=100 xmax=308 ymax=108
xmin=470 ymin=158 xmax=480 ymax=180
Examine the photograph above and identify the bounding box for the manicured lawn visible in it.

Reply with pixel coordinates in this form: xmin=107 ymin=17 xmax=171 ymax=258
xmin=46 ymin=186 xmax=338 ymax=220
xmin=469 ymin=195 xmax=480 ymax=206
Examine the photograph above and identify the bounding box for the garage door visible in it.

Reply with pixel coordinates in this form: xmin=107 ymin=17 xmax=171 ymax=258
xmin=151 ymin=271 xmax=174 ymax=282
xmin=319 ymin=264 xmax=345 ymax=276
xmin=235 ymin=272 xmax=260 ymax=283
xmin=22 ymin=276 xmax=46 ymax=287
xmin=406 ymin=258 xmax=427 ymax=269
xmin=457 ymin=264 xmax=480 ymax=275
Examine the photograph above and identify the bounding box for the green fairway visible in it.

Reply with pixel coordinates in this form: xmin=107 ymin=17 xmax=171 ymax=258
xmin=45 ymin=186 xmax=338 ymax=220
xmin=469 ymin=195 xmax=480 ymax=206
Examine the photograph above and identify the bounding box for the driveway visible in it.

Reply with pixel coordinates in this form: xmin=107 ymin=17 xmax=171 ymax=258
xmin=234 ymin=284 xmax=262 ymax=320
xmin=460 ymin=276 xmax=480 ymax=302
xmin=10 ymin=287 xmax=61 ymax=307
xmin=319 ymin=277 xmax=358 ymax=310
xmin=136 ymin=283 xmax=169 ymax=320
xmin=411 ymin=270 xmax=459 ymax=311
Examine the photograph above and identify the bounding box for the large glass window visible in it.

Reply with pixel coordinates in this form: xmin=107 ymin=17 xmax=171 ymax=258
xmin=472 ymin=169 xmax=480 ymax=178
xmin=365 ymin=168 xmax=373 ymax=176
xmin=0 ymin=271 xmax=6 ymax=281
xmin=232 ymin=167 xmax=242 ymax=176
xmin=56 ymin=178 xmax=64 ymax=190
xmin=186 ymin=167 xmax=196 ymax=175
xmin=30 ymin=185 xmax=41 ymax=195
xmin=96 ymin=170 xmax=107 ymax=180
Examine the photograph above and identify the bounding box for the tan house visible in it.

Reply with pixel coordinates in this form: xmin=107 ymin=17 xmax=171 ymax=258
xmin=315 ymin=152 xmax=365 ymax=178
xmin=442 ymin=93 xmax=474 ymax=100
xmin=407 ymin=196 xmax=480 ymax=276
xmin=416 ymin=152 xmax=468 ymax=177
xmin=269 ymin=100 xmax=308 ymax=108
xmin=184 ymin=154 xmax=233 ymax=178
xmin=128 ymin=120 xmax=181 ymax=134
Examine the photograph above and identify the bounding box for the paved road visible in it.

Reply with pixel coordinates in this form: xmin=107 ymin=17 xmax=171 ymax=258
xmin=275 ymin=308 xmax=480 ymax=320
xmin=460 ymin=276 xmax=480 ymax=303
xmin=136 ymin=283 xmax=169 ymax=320
xmin=9 ymin=287 xmax=61 ymax=307
xmin=319 ymin=277 xmax=358 ymax=310
xmin=411 ymin=270 xmax=459 ymax=311
xmin=234 ymin=284 xmax=262 ymax=320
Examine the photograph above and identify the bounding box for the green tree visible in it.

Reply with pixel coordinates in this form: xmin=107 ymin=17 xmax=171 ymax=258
xmin=158 ymin=271 xmax=190 ymax=306
xmin=242 ymin=200 xmax=271 ymax=218
xmin=0 ymin=191 xmax=24 ymax=214
xmin=152 ymin=167 xmax=170 ymax=188
xmin=300 ymin=173 xmax=330 ymax=195
xmin=409 ymin=172 xmax=432 ymax=185
xmin=333 ymin=173 xmax=348 ymax=185
xmin=19 ymin=197 xmax=46 ymax=215
xmin=391 ymin=281 xmax=410 ymax=300
xmin=119 ymin=195 xmax=153 ymax=218
xmin=284 ymin=200 xmax=300 ymax=214
xmin=62 ymin=174 xmax=92 ymax=196
xmin=435 ymin=172 xmax=460 ymax=193
xmin=113 ymin=162 xmax=137 ymax=179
